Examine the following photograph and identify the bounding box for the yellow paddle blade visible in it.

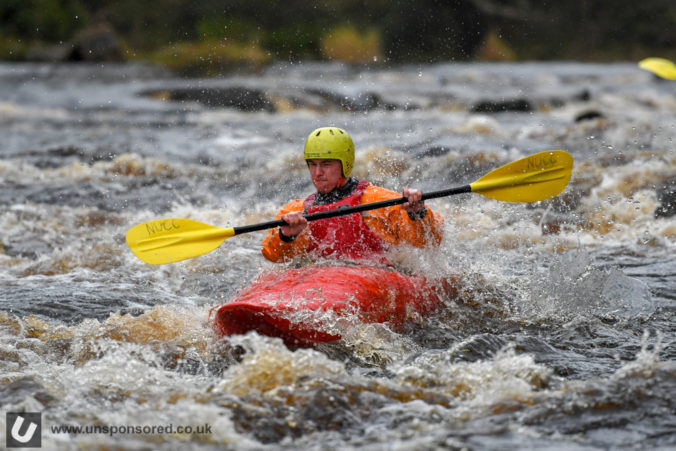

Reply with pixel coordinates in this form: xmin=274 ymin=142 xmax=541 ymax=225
xmin=470 ymin=150 xmax=573 ymax=202
xmin=638 ymin=57 xmax=676 ymax=80
xmin=126 ymin=218 xmax=235 ymax=265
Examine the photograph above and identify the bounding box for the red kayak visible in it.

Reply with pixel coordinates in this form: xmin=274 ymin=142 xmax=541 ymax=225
xmin=212 ymin=264 xmax=453 ymax=347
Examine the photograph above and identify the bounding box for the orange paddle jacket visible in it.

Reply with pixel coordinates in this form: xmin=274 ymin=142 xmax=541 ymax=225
xmin=262 ymin=182 xmax=444 ymax=263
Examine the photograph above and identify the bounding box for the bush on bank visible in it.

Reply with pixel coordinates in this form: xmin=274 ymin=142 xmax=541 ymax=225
xmin=1 ymin=0 xmax=675 ymax=73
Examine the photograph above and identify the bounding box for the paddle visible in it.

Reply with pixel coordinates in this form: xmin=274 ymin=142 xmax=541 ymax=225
xmin=126 ymin=150 xmax=573 ymax=265
xmin=638 ymin=57 xmax=676 ymax=80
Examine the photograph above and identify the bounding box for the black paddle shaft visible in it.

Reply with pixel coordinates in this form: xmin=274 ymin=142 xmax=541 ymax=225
xmin=233 ymin=184 xmax=471 ymax=236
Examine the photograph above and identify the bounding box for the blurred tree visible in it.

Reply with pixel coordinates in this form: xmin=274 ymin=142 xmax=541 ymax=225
xmin=1 ymin=0 xmax=675 ymax=65
xmin=380 ymin=0 xmax=488 ymax=61
xmin=0 ymin=0 xmax=87 ymax=41
xmin=476 ymin=0 xmax=676 ymax=60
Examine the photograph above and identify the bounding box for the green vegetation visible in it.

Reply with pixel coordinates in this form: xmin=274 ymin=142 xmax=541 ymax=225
xmin=146 ymin=40 xmax=269 ymax=76
xmin=1 ymin=0 xmax=674 ymax=73
xmin=320 ymin=27 xmax=382 ymax=64
xmin=0 ymin=0 xmax=87 ymax=41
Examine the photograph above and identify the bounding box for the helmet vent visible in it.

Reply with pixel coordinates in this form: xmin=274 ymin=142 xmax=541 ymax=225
xmin=329 ymin=129 xmax=335 ymax=135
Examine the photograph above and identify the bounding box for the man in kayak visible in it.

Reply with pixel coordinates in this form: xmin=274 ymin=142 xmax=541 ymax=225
xmin=262 ymin=127 xmax=444 ymax=264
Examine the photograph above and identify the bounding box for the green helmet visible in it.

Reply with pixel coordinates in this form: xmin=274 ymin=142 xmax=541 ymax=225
xmin=304 ymin=127 xmax=355 ymax=177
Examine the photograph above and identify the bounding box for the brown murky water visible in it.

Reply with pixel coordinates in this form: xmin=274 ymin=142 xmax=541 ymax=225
xmin=1 ymin=61 xmax=674 ymax=449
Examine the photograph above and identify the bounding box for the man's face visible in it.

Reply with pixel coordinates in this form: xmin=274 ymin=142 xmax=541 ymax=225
xmin=307 ymin=159 xmax=343 ymax=194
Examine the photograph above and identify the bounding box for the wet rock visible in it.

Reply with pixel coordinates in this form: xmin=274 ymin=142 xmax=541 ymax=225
xmin=417 ymin=146 xmax=452 ymax=158
xmin=68 ymin=24 xmax=123 ymax=61
xmin=305 ymin=88 xmax=397 ymax=112
xmin=575 ymin=110 xmax=605 ymax=122
xmin=655 ymin=176 xmax=676 ymax=218
xmin=574 ymin=89 xmax=592 ymax=102
xmin=341 ymin=92 xmax=382 ymax=111
xmin=537 ymin=90 xmax=591 ymax=110
xmin=470 ymin=98 xmax=533 ymax=113
xmin=141 ymin=87 xmax=275 ymax=112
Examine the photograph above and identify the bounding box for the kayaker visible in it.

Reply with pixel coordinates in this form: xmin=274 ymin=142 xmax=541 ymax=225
xmin=262 ymin=127 xmax=444 ymax=264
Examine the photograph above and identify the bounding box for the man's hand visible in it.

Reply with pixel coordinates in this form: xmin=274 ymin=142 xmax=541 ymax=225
xmin=280 ymin=211 xmax=308 ymax=238
xmin=402 ymin=187 xmax=424 ymax=213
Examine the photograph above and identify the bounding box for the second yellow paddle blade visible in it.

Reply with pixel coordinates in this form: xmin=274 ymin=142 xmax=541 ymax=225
xmin=638 ymin=57 xmax=676 ymax=80
xmin=470 ymin=150 xmax=573 ymax=203
xmin=126 ymin=218 xmax=235 ymax=265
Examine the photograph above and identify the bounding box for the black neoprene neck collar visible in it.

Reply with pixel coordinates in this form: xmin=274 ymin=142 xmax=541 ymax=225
xmin=313 ymin=177 xmax=360 ymax=205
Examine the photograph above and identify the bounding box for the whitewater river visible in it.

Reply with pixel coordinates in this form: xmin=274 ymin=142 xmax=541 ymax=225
xmin=1 ymin=61 xmax=674 ymax=449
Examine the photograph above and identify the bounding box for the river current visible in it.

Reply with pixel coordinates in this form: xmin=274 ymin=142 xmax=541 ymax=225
xmin=0 ymin=61 xmax=674 ymax=450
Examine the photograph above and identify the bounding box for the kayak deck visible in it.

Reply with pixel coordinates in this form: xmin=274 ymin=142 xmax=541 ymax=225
xmin=212 ymin=265 xmax=451 ymax=347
